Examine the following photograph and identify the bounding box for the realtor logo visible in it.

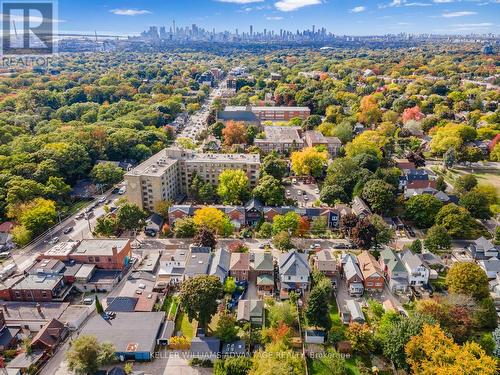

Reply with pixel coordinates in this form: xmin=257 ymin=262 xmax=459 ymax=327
xmin=2 ymin=1 xmax=55 ymax=54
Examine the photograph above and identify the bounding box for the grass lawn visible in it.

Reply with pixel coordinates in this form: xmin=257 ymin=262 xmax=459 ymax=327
xmin=345 ymin=357 xmax=361 ymax=375
xmin=208 ymin=312 xmax=221 ymax=334
xmin=175 ymin=311 xmax=196 ymax=338
xmin=167 ymin=298 xmax=179 ymax=320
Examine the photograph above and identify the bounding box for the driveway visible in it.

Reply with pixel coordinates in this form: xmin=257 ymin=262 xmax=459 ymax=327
xmin=163 ymin=353 xmax=213 ymax=375
xmin=286 ymin=181 xmax=320 ymax=207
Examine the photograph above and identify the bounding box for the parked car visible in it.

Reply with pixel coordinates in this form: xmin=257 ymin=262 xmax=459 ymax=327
xmin=118 ymin=187 xmax=126 ymax=195
xmin=49 ymin=237 xmax=59 ymax=244
xmin=75 ymin=213 xmax=84 ymax=220
xmin=63 ymin=227 xmax=73 ymax=234
xmin=333 ymin=243 xmax=348 ymax=249
xmin=0 ymin=252 xmax=11 ymax=259
xmin=83 ymin=297 xmax=93 ymax=305
xmin=98 ymin=196 xmax=107 ymax=204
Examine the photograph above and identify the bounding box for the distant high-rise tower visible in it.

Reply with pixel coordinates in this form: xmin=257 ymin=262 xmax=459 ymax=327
xmin=173 ymin=19 xmax=176 ymax=35
xmin=250 ymin=25 xmax=253 ymax=36
xmin=312 ymin=25 xmax=315 ymax=34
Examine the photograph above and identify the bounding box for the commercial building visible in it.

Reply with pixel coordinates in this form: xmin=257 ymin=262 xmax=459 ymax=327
xmin=125 ymin=147 xmax=260 ymax=211
xmin=224 ymin=106 xmax=311 ymax=121
xmin=81 ymin=312 xmax=165 ymax=361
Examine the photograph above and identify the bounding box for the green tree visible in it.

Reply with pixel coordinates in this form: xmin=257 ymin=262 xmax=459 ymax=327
xmin=306 ymin=277 xmax=332 ymax=329
xmin=272 ymin=231 xmax=293 ymax=250
xmin=436 ymin=176 xmax=447 ymax=192
xmin=94 ymin=216 xmax=118 ymax=237
xmin=434 ymin=203 xmax=475 ymax=238
xmin=267 ymin=301 xmax=298 ymax=327
xmin=320 ymin=185 xmax=348 ymax=205
xmin=380 ymin=312 xmax=436 ymax=369
xmin=174 ymin=217 xmax=197 ymax=238
xmin=474 ymin=297 xmax=498 ymax=330
xmin=424 ymin=225 xmax=451 ymax=253
xmin=272 ymin=211 xmax=301 ymax=235
xmin=214 ymin=357 xmax=252 ymax=375
xmin=215 ymin=310 xmax=239 ymax=343
xmin=154 ymin=200 xmax=172 ymax=219
xmin=409 ymin=239 xmax=423 ymax=253
xmin=252 ymin=175 xmax=285 ymax=206
xmin=459 ymin=191 xmax=492 ymax=219
xmin=316 ymin=348 xmax=346 ymax=375
xmin=257 ymin=222 xmax=273 ymax=238
xmin=310 ymin=216 xmax=328 ymax=236
xmin=179 ymin=275 xmax=224 ymax=329
xmin=17 ymin=198 xmax=58 ymax=236
xmin=251 ymin=342 xmax=304 ymax=375
xmin=218 ymin=169 xmax=250 ymax=205
xmin=116 ymin=202 xmax=147 ymax=232
xmin=261 ymin=153 xmax=287 ymax=180
xmin=446 ymin=262 xmax=489 ymax=300
xmin=455 ymin=174 xmax=478 ymax=194
xmin=66 ymin=335 xmax=116 ymax=374
xmin=90 ymin=162 xmax=124 ymax=186
xmin=361 ymin=179 xmax=395 ymax=214
xmin=405 ymin=194 xmax=443 ymax=228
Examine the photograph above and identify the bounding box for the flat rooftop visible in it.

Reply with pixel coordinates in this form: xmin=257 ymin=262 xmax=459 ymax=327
xmin=257 ymin=126 xmax=303 ymax=143
xmin=125 ymin=149 xmax=177 ymax=178
xmin=13 ymin=274 xmax=62 ymax=290
xmin=187 ymin=151 xmax=260 ymax=164
xmin=81 ymin=312 xmax=164 ymax=354
xmin=1 ymin=302 xmax=69 ymax=322
xmin=73 ymin=239 xmax=130 ymax=256
xmin=43 ymin=241 xmax=79 ymax=258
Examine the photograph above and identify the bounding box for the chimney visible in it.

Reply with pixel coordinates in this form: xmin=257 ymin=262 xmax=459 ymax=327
xmin=112 ymin=246 xmax=118 ymax=258
xmin=2 ymin=304 xmax=8 ymax=317
xmin=36 ymin=303 xmax=42 ymax=315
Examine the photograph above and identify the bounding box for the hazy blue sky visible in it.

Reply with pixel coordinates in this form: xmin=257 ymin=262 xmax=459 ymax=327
xmin=54 ymin=0 xmax=499 ymax=35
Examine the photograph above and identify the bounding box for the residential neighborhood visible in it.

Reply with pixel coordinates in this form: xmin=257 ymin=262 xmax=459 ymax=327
xmin=0 ymin=15 xmax=499 ymax=375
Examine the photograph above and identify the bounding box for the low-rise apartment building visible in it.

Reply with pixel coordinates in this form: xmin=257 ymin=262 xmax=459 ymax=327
xmin=125 ymin=147 xmax=260 ymax=211
xmin=224 ymin=106 xmax=311 ymax=121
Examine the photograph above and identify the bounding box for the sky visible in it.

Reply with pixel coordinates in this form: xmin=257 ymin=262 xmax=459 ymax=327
xmin=55 ymin=0 xmax=500 ymax=36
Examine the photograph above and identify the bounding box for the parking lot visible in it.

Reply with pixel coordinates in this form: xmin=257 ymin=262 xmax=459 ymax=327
xmin=285 ymin=180 xmax=321 ymax=207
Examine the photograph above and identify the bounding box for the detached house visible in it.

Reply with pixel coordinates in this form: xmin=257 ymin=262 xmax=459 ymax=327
xmin=468 ymin=237 xmax=499 ymax=260
xmin=379 ymin=247 xmax=408 ymax=293
xmin=209 ymin=248 xmax=231 ymax=283
xmin=229 ymin=253 xmax=250 ymax=281
xmin=30 ymin=318 xmax=68 ymax=354
xmin=357 ymin=251 xmax=384 ymax=292
xmin=342 ymin=254 xmax=364 ymax=297
xmin=351 ymin=196 xmax=371 ymax=218
xmin=278 ymin=250 xmax=310 ymax=298
xmin=237 ymin=299 xmax=264 ymax=325
xmin=401 ymin=250 xmax=429 ymax=286
xmin=312 ymin=249 xmax=338 ymax=278
xmin=252 ymin=253 xmax=274 ymax=296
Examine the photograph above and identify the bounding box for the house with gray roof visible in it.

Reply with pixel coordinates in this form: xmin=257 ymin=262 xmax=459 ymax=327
xmin=209 ymin=248 xmax=231 ymax=283
xmin=184 ymin=247 xmax=211 ymax=279
xmin=252 ymin=252 xmax=275 ymax=296
xmin=468 ymin=237 xmax=499 ymax=260
xmin=237 ymin=299 xmax=264 ymax=325
xmin=278 ymin=250 xmax=310 ymax=298
xmin=479 ymin=258 xmax=500 ymax=280
xmin=379 ymin=247 xmax=408 ymax=293
xmin=401 ymin=249 xmax=429 ymax=286
xmin=351 ymin=196 xmax=371 ymax=218
xmin=342 ymin=299 xmax=365 ymax=324
xmin=342 ymin=255 xmax=364 ymax=297
xmin=190 ymin=337 xmax=221 ymax=361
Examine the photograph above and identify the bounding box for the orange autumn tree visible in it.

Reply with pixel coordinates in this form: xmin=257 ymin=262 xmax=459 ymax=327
xmin=405 ymin=324 xmax=497 ymax=375
xmin=402 ymin=105 xmax=424 ymax=123
xmin=358 ymin=95 xmax=382 ymax=125
xmin=297 ymin=217 xmax=310 ymax=237
xmin=222 ymin=120 xmax=247 ymax=146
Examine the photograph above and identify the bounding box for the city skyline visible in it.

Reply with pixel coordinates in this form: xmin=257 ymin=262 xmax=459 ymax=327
xmin=55 ymin=0 xmax=500 ymax=36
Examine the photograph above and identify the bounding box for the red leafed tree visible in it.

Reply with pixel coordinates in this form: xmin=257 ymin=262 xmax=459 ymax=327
xmin=297 ymin=217 xmax=310 ymax=237
xmin=402 ymin=106 xmax=424 ymax=123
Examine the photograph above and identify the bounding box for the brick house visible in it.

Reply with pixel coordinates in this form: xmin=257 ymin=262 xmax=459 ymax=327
xmin=229 ymin=253 xmax=250 ymax=281
xmin=31 ymin=318 xmax=68 ymax=354
xmin=357 ymin=251 xmax=384 ymax=292
xmin=10 ymin=275 xmax=68 ymax=302
xmin=252 ymin=252 xmax=274 ymax=295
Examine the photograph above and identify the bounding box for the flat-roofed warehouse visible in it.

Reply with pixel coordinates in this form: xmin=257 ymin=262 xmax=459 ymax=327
xmin=80 ymin=312 xmax=165 ymax=361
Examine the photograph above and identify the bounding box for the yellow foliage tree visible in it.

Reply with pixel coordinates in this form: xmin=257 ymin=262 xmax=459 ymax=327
xmin=429 ymin=123 xmax=477 ymax=155
xmin=290 ymin=147 xmax=328 ymax=178
xmin=193 ymin=206 xmax=232 ymax=235
xmin=405 ymin=324 xmax=497 ymax=375
xmin=168 ymin=335 xmax=191 ymax=350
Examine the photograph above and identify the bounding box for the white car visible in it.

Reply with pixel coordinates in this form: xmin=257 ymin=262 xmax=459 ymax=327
xmin=98 ymin=196 xmax=107 ymax=204
xmin=292 ymin=178 xmax=297 ymax=184
xmin=49 ymin=237 xmax=59 ymax=244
